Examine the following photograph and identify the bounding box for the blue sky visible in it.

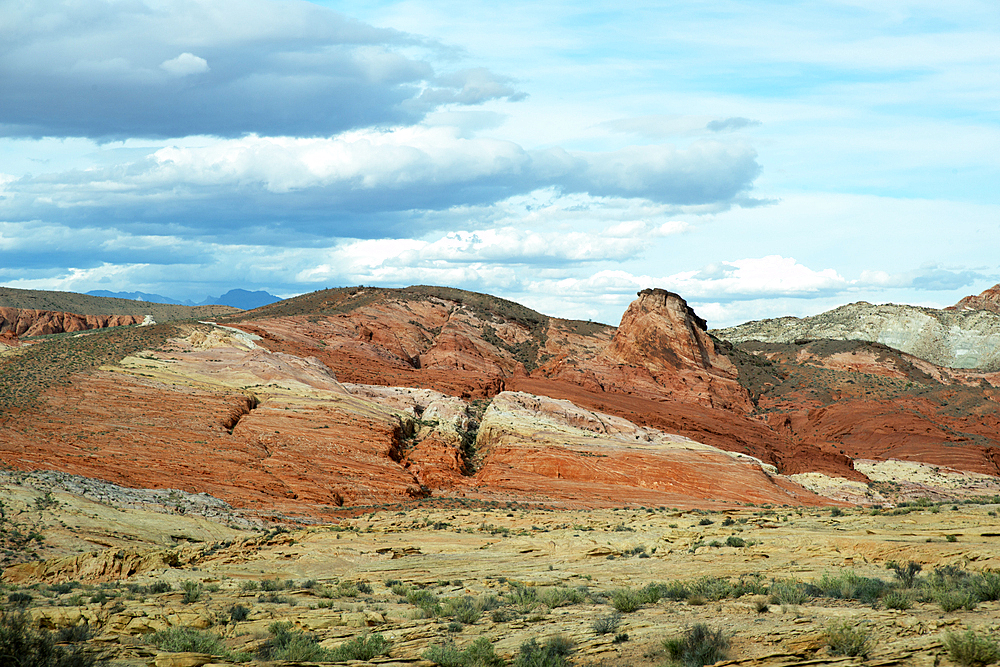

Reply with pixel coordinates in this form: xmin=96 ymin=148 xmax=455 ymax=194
xmin=1 ymin=0 xmax=998 ymax=326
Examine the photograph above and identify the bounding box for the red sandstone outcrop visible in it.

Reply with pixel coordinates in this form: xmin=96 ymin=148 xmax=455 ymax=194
xmin=0 ymin=307 xmax=142 ymax=337
xmin=949 ymin=283 xmax=1000 ymax=314
xmin=4 ymin=285 xmax=1000 ymax=518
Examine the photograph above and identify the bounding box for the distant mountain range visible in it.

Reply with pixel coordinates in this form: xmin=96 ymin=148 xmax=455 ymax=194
xmin=86 ymin=288 xmax=282 ymax=310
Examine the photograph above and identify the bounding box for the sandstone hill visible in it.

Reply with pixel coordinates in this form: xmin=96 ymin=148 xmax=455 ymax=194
xmin=714 ymin=298 xmax=1000 ymax=371
xmin=2 ymin=284 xmax=999 ymax=525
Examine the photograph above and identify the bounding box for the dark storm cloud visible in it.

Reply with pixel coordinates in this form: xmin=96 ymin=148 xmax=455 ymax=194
xmin=0 ymin=0 xmax=522 ymax=140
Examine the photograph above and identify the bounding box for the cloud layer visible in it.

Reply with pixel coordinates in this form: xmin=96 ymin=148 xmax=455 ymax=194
xmin=0 ymin=130 xmax=761 ymax=238
xmin=0 ymin=0 xmax=520 ymax=140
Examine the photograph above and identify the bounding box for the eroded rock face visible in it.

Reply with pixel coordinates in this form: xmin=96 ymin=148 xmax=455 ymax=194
xmin=714 ymin=301 xmax=1000 ymax=371
xmin=472 ymin=391 xmax=832 ymax=507
xmin=601 ymin=288 xmax=750 ymax=411
xmin=0 ymin=307 xmax=142 ymax=337
xmin=950 ymin=283 xmax=1000 ymax=314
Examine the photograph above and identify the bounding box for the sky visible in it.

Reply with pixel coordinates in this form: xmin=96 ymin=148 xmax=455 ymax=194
xmin=1 ymin=0 xmax=998 ymax=327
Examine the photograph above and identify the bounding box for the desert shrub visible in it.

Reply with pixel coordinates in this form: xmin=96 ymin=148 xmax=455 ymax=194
xmin=810 ymin=570 xmax=890 ymax=604
xmin=698 ymin=518 xmax=714 ymax=526
xmin=972 ymin=571 xmax=1000 ymax=602
xmin=825 ymin=620 xmax=873 ymax=658
xmin=753 ymin=597 xmax=770 ymax=614
xmin=48 ymin=583 xmax=79 ymax=596
xmin=180 ymin=580 xmax=202 ymax=604
xmin=259 ymin=578 xmax=292 ymax=592
xmin=329 ymin=634 xmax=391 ymax=661
xmin=54 ymin=624 xmax=92 ymax=643
xmin=887 ymin=560 xmax=922 ymax=588
xmin=658 ymin=580 xmax=691 ymax=601
xmin=491 ymin=609 xmax=515 ymax=623
xmin=722 ymin=516 xmax=735 ymax=526
xmin=592 ymin=611 xmax=622 ymax=635
xmin=945 ymin=630 xmax=1000 ymax=667
xmin=663 ymin=623 xmax=729 ymax=667
xmin=256 ymin=621 xmax=328 ymax=661
xmin=609 ymin=588 xmax=644 ymax=613
xmin=506 ymin=586 xmax=539 ymax=614
xmin=689 ymin=576 xmax=737 ymax=602
xmin=444 ymin=597 xmax=482 ymax=625
xmin=515 ymin=636 xmax=572 ymax=667
xmin=0 ymin=612 xmax=96 ymax=667
xmin=882 ymin=590 xmax=912 ymax=610
xmin=8 ymin=592 xmax=32 ymax=606
xmin=424 ymin=636 xmax=505 ymax=667
xmin=150 ymin=627 xmax=227 ymax=655
xmin=769 ymin=578 xmax=809 ymax=606
xmin=238 ymin=580 xmax=258 ymax=593
xmin=357 ymin=581 xmax=373 ymax=594
xmin=540 ymin=587 xmax=586 ymax=609
xmin=725 ymin=536 xmax=746 ymax=548
xmin=937 ymin=590 xmax=978 ymax=613
xmin=229 ymin=604 xmax=250 ymax=622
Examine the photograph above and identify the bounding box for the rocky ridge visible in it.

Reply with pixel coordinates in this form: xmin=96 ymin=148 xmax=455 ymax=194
xmin=949 ymin=283 xmax=1000 ymax=314
xmin=714 ymin=299 xmax=1000 ymax=371
xmin=2 ymin=284 xmax=1000 ymax=520
xmin=0 ymin=306 xmax=144 ymax=337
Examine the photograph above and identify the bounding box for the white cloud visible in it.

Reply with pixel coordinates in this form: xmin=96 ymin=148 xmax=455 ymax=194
xmin=160 ymin=53 xmax=209 ymax=77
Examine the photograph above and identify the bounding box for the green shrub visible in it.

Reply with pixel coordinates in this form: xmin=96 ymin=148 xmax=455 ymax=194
xmin=725 ymin=536 xmax=746 ymax=548
xmin=180 ymin=580 xmax=202 ymax=604
xmin=882 ymin=590 xmax=912 ymax=610
xmin=592 ymin=611 xmax=622 ymax=635
xmin=540 ymin=587 xmax=585 ymax=609
xmin=53 ymin=624 xmax=92 ymax=644
xmin=945 ymin=630 xmax=1000 ymax=667
xmin=329 ymin=634 xmax=391 ymax=661
xmin=425 ymin=636 xmax=505 ymax=667
xmin=769 ymin=578 xmax=808 ymax=605
xmin=506 ymin=586 xmax=539 ymax=614
xmin=229 ymin=604 xmax=250 ymax=622
xmin=8 ymin=592 xmax=32 ymax=606
xmin=938 ymin=590 xmax=978 ymax=612
xmin=444 ymin=597 xmax=482 ymax=625
xmin=887 ymin=560 xmax=922 ymax=588
xmin=0 ymin=612 xmax=96 ymax=667
xmin=811 ymin=570 xmax=890 ymax=604
xmin=973 ymin=571 xmax=1000 ymax=602
xmin=825 ymin=620 xmax=873 ymax=658
xmin=609 ymin=588 xmax=643 ymax=613
xmin=150 ymin=627 xmax=227 ymax=655
xmin=514 ymin=636 xmax=572 ymax=667
xmin=256 ymin=621 xmax=334 ymax=662
xmin=664 ymin=623 xmax=729 ymax=667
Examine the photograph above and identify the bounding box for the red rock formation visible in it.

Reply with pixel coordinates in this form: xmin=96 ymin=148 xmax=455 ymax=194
xmin=949 ymin=284 xmax=1000 ymax=313
xmin=0 ymin=307 xmax=142 ymax=337
xmin=5 ymin=284 xmax=1000 ymax=518
xmin=0 ymin=330 xmax=19 ymax=347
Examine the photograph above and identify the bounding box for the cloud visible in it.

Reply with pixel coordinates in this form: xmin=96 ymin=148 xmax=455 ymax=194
xmin=160 ymin=53 xmax=210 ymax=77
xmin=600 ymin=115 xmax=762 ymax=139
xmin=0 ymin=0 xmax=523 ymax=140
xmin=860 ymin=265 xmax=987 ymax=291
xmin=706 ymin=117 xmax=761 ymax=132
xmin=0 ymin=130 xmax=761 ymax=239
